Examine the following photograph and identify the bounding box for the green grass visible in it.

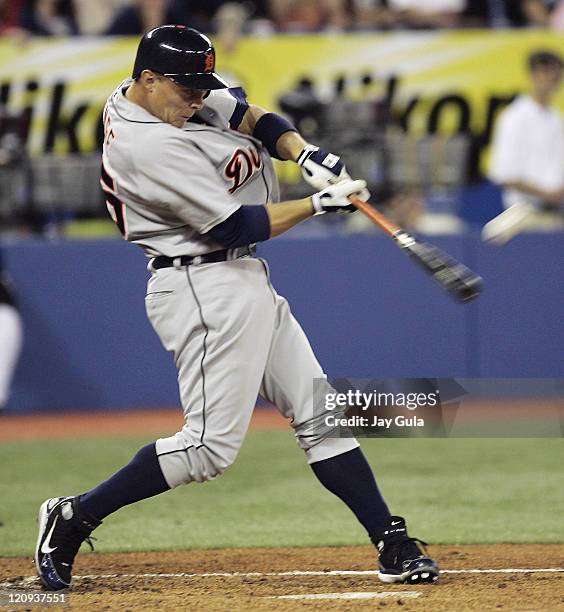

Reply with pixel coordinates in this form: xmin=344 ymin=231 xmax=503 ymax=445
xmin=0 ymin=433 xmax=562 ymax=556
xmin=63 ymin=219 xmax=119 ymax=238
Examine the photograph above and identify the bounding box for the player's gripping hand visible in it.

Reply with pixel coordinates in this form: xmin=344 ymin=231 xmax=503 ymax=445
xmin=297 ymin=145 xmax=371 ymax=201
xmin=311 ymin=179 xmax=368 ymax=215
xmin=297 ymin=144 xmax=348 ymax=189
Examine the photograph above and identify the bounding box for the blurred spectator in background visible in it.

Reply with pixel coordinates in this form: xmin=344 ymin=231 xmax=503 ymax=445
xmin=485 ymin=50 xmax=563 ymax=242
xmin=521 ymin=0 xmax=564 ymax=28
xmin=0 ymin=249 xmax=22 ymax=412
xmin=19 ymin=0 xmax=79 ymax=36
xmin=352 ymin=0 xmax=401 ymax=29
xmin=106 ymin=0 xmax=186 ymax=36
xmin=461 ymin=0 xmax=564 ymax=28
xmin=352 ymin=0 xmax=467 ymax=30
xmin=353 ymin=0 xmax=555 ymax=30
xmin=106 ymin=0 xmax=232 ymax=36
xmin=10 ymin=0 xmax=564 ymax=36
xmin=73 ymin=0 xmax=130 ymax=36
xmin=0 ymin=0 xmax=24 ymax=35
xmin=213 ymin=2 xmax=252 ymax=53
xmin=170 ymin=0 xmax=227 ymax=33
xmin=548 ymin=0 xmax=564 ymax=28
xmin=460 ymin=0 xmax=511 ymax=27
xmin=268 ymin=0 xmax=349 ymax=32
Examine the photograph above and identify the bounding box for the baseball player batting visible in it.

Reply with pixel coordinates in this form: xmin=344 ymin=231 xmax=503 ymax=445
xmin=35 ymin=25 xmax=438 ymax=590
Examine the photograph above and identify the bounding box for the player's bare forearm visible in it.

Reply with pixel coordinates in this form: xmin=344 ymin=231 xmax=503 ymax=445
xmin=276 ymin=130 xmax=307 ymax=161
xmin=237 ymin=104 xmax=306 ymax=161
xmin=237 ymin=104 xmax=266 ymax=135
xmin=266 ymin=199 xmax=314 ymax=237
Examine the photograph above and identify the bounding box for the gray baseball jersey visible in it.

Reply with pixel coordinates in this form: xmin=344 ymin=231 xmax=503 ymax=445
xmin=101 ymin=79 xmax=357 ymax=488
xmin=101 ymin=80 xmax=279 ymax=257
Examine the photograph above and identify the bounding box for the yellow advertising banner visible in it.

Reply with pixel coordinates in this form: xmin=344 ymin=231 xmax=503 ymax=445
xmin=0 ymin=31 xmax=562 ymax=157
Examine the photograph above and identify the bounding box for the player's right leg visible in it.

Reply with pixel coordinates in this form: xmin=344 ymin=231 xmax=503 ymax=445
xmin=35 ymin=258 xmax=277 ymax=590
xmin=259 ymin=287 xmax=438 ymax=584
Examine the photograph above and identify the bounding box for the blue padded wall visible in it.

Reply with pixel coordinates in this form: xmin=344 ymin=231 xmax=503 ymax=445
xmin=2 ymin=231 xmax=562 ymax=412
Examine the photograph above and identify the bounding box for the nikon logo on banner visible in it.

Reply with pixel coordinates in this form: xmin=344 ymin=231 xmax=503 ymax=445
xmin=0 ymin=33 xmax=562 ymax=157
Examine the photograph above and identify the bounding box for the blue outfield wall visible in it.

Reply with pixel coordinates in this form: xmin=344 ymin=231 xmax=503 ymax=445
xmin=2 ymin=232 xmax=563 ymax=412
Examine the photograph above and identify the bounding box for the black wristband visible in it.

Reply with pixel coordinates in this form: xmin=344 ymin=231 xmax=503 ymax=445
xmin=252 ymin=113 xmax=297 ymax=160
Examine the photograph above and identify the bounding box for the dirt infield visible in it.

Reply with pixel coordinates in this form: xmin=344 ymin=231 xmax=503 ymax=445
xmin=1 ymin=545 xmax=563 ymax=611
xmin=1 ymin=399 xmax=562 ymax=442
xmin=0 ymin=407 xmax=288 ymax=441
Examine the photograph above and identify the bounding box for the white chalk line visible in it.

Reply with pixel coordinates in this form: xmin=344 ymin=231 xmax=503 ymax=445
xmin=270 ymin=591 xmax=421 ymax=601
xmin=1 ymin=567 xmax=563 ymax=589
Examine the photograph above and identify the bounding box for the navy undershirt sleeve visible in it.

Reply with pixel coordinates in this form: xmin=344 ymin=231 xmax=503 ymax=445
xmin=228 ymin=87 xmax=249 ymax=130
xmin=206 ymin=205 xmax=271 ymax=248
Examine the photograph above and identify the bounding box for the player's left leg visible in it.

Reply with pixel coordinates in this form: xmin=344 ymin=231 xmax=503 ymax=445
xmin=259 ymin=290 xmax=439 ymax=584
xmin=36 ymin=258 xmax=278 ymax=590
xmin=258 ymin=292 xmax=390 ymax=533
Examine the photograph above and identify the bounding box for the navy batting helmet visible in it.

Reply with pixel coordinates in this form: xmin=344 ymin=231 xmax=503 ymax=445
xmin=132 ymin=25 xmax=228 ymax=90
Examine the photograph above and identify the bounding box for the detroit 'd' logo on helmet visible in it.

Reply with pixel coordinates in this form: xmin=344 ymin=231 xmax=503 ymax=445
xmin=224 ymin=147 xmax=262 ymax=193
xmin=204 ymin=52 xmax=214 ymax=73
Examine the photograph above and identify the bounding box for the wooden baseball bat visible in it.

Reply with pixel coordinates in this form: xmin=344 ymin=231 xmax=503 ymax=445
xmin=349 ymin=196 xmax=483 ymax=303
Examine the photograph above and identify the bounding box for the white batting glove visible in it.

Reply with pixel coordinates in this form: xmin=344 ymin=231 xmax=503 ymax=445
xmin=297 ymin=144 xmax=349 ymax=189
xmin=311 ymin=179 xmax=368 ymax=215
xmin=297 ymin=145 xmax=371 ymax=201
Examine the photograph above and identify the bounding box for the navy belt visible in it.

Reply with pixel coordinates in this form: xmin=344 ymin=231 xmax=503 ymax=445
xmin=151 ymin=246 xmax=255 ymax=270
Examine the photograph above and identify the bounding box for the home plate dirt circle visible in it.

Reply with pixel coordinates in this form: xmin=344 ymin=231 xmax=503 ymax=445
xmin=1 ymin=544 xmax=562 ymax=611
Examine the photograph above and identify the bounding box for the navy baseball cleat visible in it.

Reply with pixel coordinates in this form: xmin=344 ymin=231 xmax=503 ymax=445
xmin=35 ymin=496 xmax=101 ymax=590
xmin=374 ymin=516 xmax=439 ymax=584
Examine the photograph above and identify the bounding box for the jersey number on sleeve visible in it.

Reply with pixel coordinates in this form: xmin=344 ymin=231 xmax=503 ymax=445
xmin=101 ymin=161 xmax=127 ymax=237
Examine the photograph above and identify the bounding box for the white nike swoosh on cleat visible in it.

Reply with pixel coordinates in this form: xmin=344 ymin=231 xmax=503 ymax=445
xmin=390 ymin=521 xmax=401 ymax=526
xmin=41 ymin=517 xmax=58 ymax=554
